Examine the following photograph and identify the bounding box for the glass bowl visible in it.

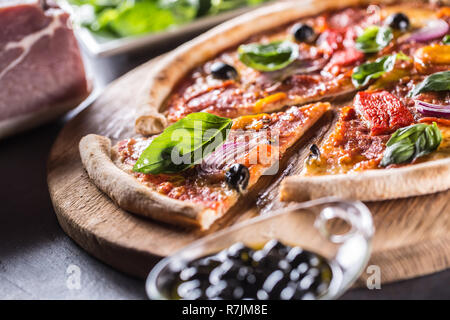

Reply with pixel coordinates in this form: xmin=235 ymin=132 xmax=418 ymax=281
xmin=146 ymin=197 xmax=374 ymax=300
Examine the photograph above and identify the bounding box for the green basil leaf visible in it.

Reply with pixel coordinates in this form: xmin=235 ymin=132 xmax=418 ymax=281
xmin=133 ymin=113 xmax=232 ymax=174
xmin=443 ymin=35 xmax=450 ymax=44
xmin=380 ymin=140 xmax=415 ymax=167
xmin=351 ymin=54 xmax=394 ymax=87
xmin=381 ymin=123 xmax=442 ymax=167
xmin=238 ymin=40 xmax=299 ymax=72
xmin=352 ymin=52 xmax=410 ymax=87
xmin=408 ymin=71 xmax=450 ymax=97
xmin=355 ymin=26 xmax=393 ymax=53
xmin=108 ymin=2 xmax=177 ymax=37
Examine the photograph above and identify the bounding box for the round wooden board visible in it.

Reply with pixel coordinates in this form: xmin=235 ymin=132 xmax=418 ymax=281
xmin=47 ymin=57 xmax=450 ymax=285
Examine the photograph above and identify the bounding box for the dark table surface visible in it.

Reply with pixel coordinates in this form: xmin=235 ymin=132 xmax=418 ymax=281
xmin=1 ymin=37 xmax=449 ymax=300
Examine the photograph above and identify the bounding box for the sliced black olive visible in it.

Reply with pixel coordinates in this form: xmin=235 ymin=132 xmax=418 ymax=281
xmin=291 ymin=23 xmax=316 ymax=43
xmin=210 ymin=62 xmax=238 ymax=80
xmin=385 ymin=13 xmax=410 ymax=31
xmin=225 ymin=164 xmax=250 ymax=193
xmin=308 ymin=144 xmax=321 ymax=161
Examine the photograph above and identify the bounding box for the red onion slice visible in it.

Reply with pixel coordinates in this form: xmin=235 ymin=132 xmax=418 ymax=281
xmin=257 ymin=58 xmax=328 ymax=85
xmin=415 ymin=100 xmax=450 ymax=118
xmin=199 ymin=131 xmax=270 ymax=174
xmin=406 ymin=19 xmax=449 ymax=42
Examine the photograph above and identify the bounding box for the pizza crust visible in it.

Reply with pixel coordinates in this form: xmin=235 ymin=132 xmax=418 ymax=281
xmin=79 ymin=134 xmax=222 ymax=229
xmin=135 ymin=0 xmax=420 ymax=135
xmin=280 ymin=157 xmax=450 ymax=202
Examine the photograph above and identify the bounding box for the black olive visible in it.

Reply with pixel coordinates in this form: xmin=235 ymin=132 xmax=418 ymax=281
xmin=263 ymin=239 xmax=288 ymax=256
xmin=280 ymin=282 xmax=298 ymax=300
xmin=237 ymin=266 xmax=251 ymax=280
xmin=226 ymin=242 xmax=251 ymax=261
xmin=208 ymin=280 xmax=244 ymax=299
xmin=262 ymin=270 xmax=289 ymax=298
xmin=167 ymin=240 xmax=333 ymax=300
xmin=225 ymin=164 xmax=250 ymax=193
xmin=296 ymin=262 xmax=309 ymax=276
xmin=291 ymin=23 xmax=316 ymax=43
xmin=385 ymin=13 xmax=410 ymax=31
xmin=177 ymin=280 xmax=202 ymax=299
xmin=210 ymin=62 xmax=238 ymax=80
xmin=286 ymin=246 xmax=306 ymax=265
xmin=252 ymin=249 xmax=279 ymax=270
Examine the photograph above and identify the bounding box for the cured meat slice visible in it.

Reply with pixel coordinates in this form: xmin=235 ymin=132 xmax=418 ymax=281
xmin=0 ymin=0 xmax=89 ymax=138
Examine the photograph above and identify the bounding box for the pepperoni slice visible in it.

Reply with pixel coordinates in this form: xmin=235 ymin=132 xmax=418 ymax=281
xmin=354 ymin=91 xmax=414 ymax=136
xmin=324 ymin=47 xmax=365 ymax=74
xmin=317 ymin=30 xmax=344 ymax=55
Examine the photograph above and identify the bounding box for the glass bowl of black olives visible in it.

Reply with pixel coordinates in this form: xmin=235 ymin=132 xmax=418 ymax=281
xmin=146 ymin=197 xmax=374 ymax=300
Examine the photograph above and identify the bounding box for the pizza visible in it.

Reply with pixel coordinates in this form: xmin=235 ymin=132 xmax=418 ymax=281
xmin=80 ymin=0 xmax=450 ymax=229
xmin=80 ymin=103 xmax=330 ymax=229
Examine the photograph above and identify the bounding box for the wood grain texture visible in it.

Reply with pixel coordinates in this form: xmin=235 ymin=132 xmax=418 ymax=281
xmin=47 ymin=56 xmax=450 ymax=283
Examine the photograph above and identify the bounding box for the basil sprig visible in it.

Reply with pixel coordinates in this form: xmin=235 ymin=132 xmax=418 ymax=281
xmin=381 ymin=123 xmax=442 ymax=167
xmin=355 ymin=26 xmax=393 ymax=53
xmin=443 ymin=35 xmax=450 ymax=44
xmin=408 ymin=71 xmax=450 ymax=97
xmin=238 ymin=40 xmax=299 ymax=72
xmin=133 ymin=113 xmax=232 ymax=174
xmin=351 ymin=52 xmax=410 ymax=87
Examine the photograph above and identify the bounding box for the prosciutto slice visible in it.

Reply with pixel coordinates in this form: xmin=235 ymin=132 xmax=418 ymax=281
xmin=0 ymin=0 xmax=89 ymax=138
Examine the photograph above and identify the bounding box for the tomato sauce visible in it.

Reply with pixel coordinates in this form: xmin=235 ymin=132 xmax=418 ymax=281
xmin=354 ymin=91 xmax=414 ymax=135
xmin=305 ymin=106 xmax=389 ymax=175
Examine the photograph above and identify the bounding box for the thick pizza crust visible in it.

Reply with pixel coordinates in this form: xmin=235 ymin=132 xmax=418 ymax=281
xmin=79 ymin=134 xmax=223 ymax=230
xmin=135 ymin=0 xmax=427 ymax=135
xmin=280 ymin=157 xmax=450 ymax=202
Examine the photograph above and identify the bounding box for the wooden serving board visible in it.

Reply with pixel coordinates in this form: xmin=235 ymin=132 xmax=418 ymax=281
xmin=47 ymin=57 xmax=450 ymax=284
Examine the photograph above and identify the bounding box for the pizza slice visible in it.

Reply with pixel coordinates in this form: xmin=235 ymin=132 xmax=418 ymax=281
xmin=80 ymin=102 xmax=329 ymax=230
xmin=281 ymin=86 xmax=450 ymax=202
xmin=136 ymin=1 xmax=448 ymax=135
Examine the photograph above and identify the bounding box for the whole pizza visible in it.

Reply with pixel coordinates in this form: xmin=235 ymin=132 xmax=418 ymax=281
xmin=80 ymin=0 xmax=450 ymax=230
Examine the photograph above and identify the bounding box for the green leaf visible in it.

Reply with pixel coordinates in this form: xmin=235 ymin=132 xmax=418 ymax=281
xmin=380 ymin=123 xmax=442 ymax=167
xmin=351 ymin=53 xmax=403 ymax=87
xmin=238 ymin=40 xmax=299 ymax=72
xmin=159 ymin=0 xmax=199 ymax=23
xmin=133 ymin=113 xmax=232 ymax=174
xmin=443 ymin=35 xmax=450 ymax=44
xmin=355 ymin=26 xmax=393 ymax=53
xmin=408 ymin=71 xmax=450 ymax=97
xmin=107 ymin=2 xmax=177 ymax=37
